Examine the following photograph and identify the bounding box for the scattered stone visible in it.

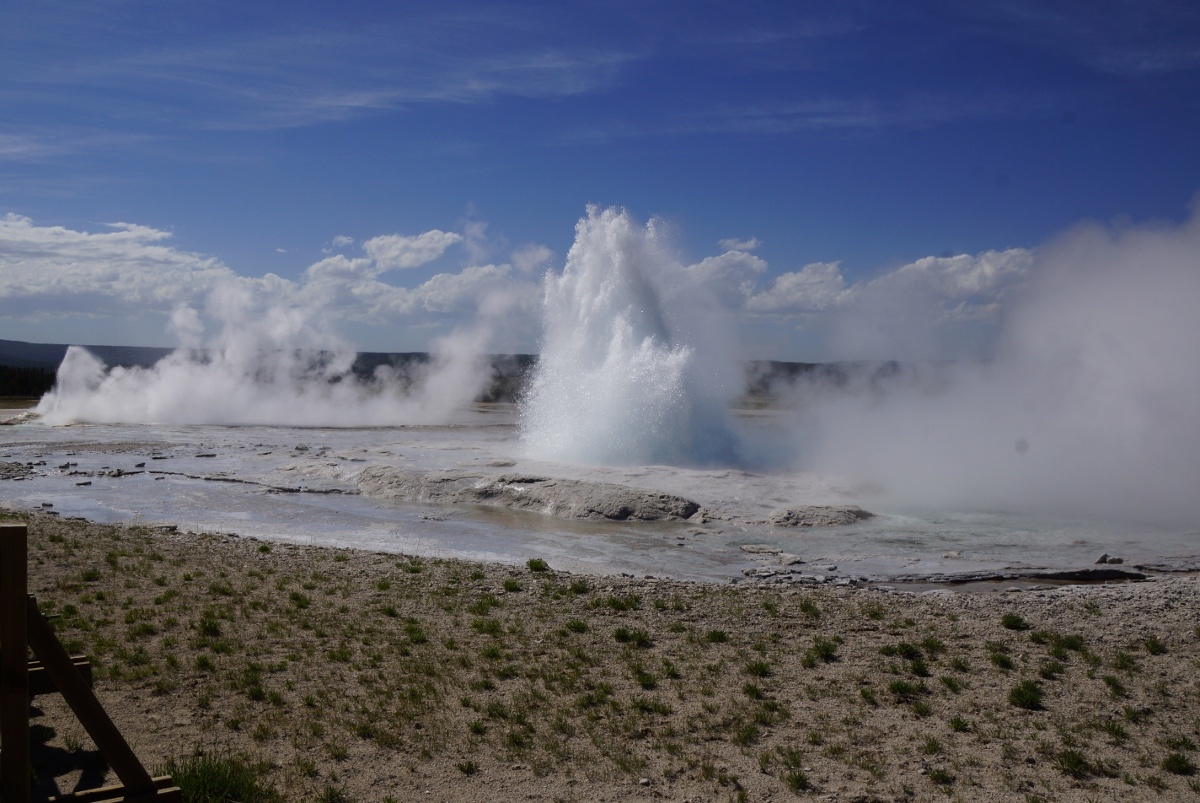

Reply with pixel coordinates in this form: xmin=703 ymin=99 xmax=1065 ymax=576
xmin=943 ymin=551 xmax=962 ymax=559
xmin=0 ymin=462 xmax=35 ymax=480
xmin=768 ymin=505 xmax=874 ymax=527
xmin=75 ymin=481 xmax=91 ymax=486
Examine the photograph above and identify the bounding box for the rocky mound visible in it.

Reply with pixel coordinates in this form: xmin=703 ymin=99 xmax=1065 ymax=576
xmin=768 ymin=505 xmax=874 ymax=527
xmin=0 ymin=461 xmax=34 ymax=480
xmin=357 ymin=467 xmax=701 ymax=522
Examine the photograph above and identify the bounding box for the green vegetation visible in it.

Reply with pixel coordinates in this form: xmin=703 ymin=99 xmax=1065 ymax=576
xmin=1008 ymin=680 xmax=1044 ymax=710
xmin=161 ymin=752 xmax=283 ymax=803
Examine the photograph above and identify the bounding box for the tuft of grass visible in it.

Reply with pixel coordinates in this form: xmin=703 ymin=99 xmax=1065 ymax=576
xmin=1111 ymin=650 xmax=1139 ymax=672
xmin=888 ymin=679 xmax=926 ymax=702
xmin=526 ymin=558 xmax=549 ymax=572
xmin=806 ymin=636 xmax=839 ymax=664
xmin=1038 ymin=660 xmax=1065 ymax=680
xmin=1163 ymin=753 xmax=1196 ymax=775
xmin=1144 ymin=635 xmax=1168 ymax=655
xmin=1053 ymin=749 xmax=1090 ymax=778
xmin=1001 ymin=613 xmax=1029 ymax=631
xmin=604 ymin=593 xmax=641 ymax=612
xmin=704 ymin=629 xmax=728 ymax=644
xmin=782 ymin=769 xmax=810 ymax=792
xmin=161 ymin=752 xmax=283 ymax=803
xmin=1008 ymin=680 xmax=1044 ymax=710
xmin=745 ymin=660 xmax=771 ymax=678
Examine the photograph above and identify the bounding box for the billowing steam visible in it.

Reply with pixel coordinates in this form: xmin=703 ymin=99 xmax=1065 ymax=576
xmin=30 ymin=199 xmax=1200 ymax=528
xmin=36 ymin=279 xmax=499 ymax=426
xmin=519 ymin=206 xmax=742 ymax=466
xmin=784 ymin=207 xmax=1200 ymax=524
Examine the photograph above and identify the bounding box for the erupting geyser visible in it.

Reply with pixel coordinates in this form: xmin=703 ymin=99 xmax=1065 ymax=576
xmin=520 ymin=206 xmax=742 ymax=466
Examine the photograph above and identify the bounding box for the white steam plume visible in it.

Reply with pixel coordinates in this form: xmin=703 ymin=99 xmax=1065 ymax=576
xmin=784 ymin=205 xmax=1200 ymax=524
xmin=36 ymin=278 xmax=503 ymax=426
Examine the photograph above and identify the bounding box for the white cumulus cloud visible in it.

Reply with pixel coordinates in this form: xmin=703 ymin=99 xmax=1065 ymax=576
xmin=717 ymin=236 xmax=760 ymax=252
xmin=745 ymin=261 xmax=849 ymax=313
xmin=361 ymin=230 xmax=462 ymax=271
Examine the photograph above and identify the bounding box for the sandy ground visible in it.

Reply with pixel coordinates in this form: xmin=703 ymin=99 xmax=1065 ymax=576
xmin=7 ymin=511 xmax=1200 ymax=802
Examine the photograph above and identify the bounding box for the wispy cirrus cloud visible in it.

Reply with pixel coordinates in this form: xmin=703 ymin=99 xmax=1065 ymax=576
xmin=959 ymin=1 xmax=1200 ymax=76
xmin=2 ymin=9 xmax=640 ymax=134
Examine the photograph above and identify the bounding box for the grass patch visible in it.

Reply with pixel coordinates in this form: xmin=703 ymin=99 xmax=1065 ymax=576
xmin=1008 ymin=680 xmax=1044 ymax=710
xmin=161 ymin=752 xmax=283 ymax=803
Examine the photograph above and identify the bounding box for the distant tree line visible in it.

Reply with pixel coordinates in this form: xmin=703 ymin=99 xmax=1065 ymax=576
xmin=0 ymin=364 xmax=55 ymax=397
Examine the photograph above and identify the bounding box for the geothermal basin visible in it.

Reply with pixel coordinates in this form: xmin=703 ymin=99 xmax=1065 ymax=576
xmin=3 ymin=403 xmax=1197 ymax=586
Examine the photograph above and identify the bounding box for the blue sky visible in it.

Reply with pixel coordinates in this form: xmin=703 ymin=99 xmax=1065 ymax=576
xmin=2 ymin=0 xmax=1199 ymax=359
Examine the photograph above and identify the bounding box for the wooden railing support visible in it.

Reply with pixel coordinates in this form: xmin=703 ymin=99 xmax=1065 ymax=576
xmin=1 ymin=522 xmax=31 ymax=801
xmin=0 ymin=522 xmax=180 ymax=802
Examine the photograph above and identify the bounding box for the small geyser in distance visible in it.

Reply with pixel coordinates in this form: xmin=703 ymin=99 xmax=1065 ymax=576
xmin=520 ymin=206 xmax=742 ymax=466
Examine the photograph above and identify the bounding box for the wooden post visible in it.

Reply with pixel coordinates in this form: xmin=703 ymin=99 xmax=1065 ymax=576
xmin=1 ymin=522 xmax=31 ymax=802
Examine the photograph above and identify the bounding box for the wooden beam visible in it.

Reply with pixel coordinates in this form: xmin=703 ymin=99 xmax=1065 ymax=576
xmin=43 ymin=775 xmax=181 ymax=802
xmin=29 ymin=656 xmax=93 ymax=696
xmin=26 ymin=596 xmax=156 ymax=795
xmin=1 ymin=522 xmax=30 ymax=803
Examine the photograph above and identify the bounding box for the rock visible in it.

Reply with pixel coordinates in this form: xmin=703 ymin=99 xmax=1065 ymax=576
xmin=740 ymin=544 xmax=782 ymax=555
xmin=768 ymin=505 xmax=874 ymax=527
xmin=357 ymin=467 xmax=700 ymax=522
xmin=0 ymin=462 xmax=34 ymax=480
xmin=1096 ymin=553 xmax=1110 ymax=564
xmin=943 ymin=551 xmax=962 ymax=559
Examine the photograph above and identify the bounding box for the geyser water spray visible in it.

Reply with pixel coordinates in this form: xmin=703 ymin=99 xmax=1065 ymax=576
xmin=520 ymin=206 xmax=742 ymax=466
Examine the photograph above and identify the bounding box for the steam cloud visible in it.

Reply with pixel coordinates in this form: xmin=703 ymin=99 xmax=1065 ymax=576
xmin=29 ymin=199 xmax=1200 ymax=529
xmin=36 ymin=279 xmax=502 ymax=427
xmin=783 ymin=205 xmax=1200 ymax=525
